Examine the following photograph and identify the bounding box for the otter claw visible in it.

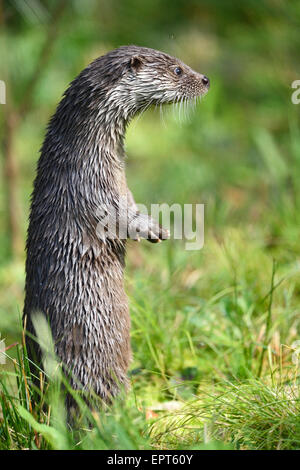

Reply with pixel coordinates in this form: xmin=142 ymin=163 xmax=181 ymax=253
xmin=128 ymin=213 xmax=169 ymax=243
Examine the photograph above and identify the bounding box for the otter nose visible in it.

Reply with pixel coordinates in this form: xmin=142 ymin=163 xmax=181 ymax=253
xmin=202 ymin=76 xmax=210 ymax=87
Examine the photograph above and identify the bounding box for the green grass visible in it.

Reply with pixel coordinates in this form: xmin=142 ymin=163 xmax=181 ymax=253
xmin=0 ymin=338 xmax=151 ymax=450
xmin=0 ymin=229 xmax=299 ymax=450
xmin=149 ymin=379 xmax=300 ymax=450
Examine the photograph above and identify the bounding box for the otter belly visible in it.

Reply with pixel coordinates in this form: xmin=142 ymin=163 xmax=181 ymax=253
xmin=24 ymin=239 xmax=131 ymax=401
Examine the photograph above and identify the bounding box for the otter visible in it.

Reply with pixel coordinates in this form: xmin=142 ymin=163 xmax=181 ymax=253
xmin=23 ymin=45 xmax=209 ymax=404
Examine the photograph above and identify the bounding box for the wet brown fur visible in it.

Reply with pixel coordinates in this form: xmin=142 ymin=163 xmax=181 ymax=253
xmin=23 ymin=45 xmax=209 ymax=405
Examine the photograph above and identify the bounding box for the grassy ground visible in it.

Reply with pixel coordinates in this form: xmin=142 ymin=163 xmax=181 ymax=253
xmin=0 ymin=224 xmax=299 ymax=449
xmin=1 ymin=1 xmax=300 ymax=450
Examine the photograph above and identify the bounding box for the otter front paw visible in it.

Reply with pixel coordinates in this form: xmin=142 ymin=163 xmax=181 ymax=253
xmin=128 ymin=213 xmax=170 ymax=243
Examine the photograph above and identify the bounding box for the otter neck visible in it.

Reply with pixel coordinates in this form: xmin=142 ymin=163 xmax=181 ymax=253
xmin=47 ymin=83 xmax=138 ymax=175
xmin=77 ymin=93 xmax=136 ymax=167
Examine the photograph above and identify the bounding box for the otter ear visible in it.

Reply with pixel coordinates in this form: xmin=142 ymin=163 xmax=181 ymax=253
xmin=130 ymin=56 xmax=143 ymax=72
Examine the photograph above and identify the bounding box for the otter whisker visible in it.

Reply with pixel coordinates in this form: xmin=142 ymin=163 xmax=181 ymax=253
xmin=159 ymin=102 xmax=166 ymax=128
xmin=132 ymin=98 xmax=154 ymax=129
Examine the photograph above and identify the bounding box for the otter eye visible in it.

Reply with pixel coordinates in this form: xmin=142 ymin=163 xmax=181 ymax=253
xmin=174 ymin=67 xmax=183 ymax=76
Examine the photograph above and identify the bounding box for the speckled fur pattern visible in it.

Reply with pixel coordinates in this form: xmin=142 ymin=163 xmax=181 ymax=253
xmin=23 ymin=45 xmax=209 ymax=404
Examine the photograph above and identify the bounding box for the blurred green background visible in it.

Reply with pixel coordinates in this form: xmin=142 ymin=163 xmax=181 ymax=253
xmin=0 ymin=0 xmax=300 ymax=447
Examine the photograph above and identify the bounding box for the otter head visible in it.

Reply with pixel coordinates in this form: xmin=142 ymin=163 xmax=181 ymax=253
xmin=78 ymin=46 xmax=210 ymax=124
xmin=123 ymin=47 xmax=210 ymax=111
